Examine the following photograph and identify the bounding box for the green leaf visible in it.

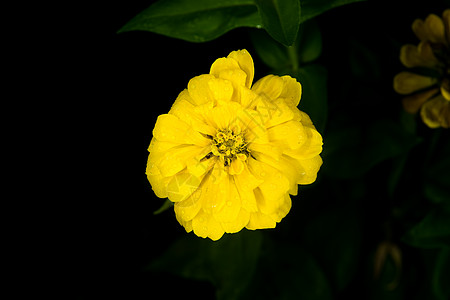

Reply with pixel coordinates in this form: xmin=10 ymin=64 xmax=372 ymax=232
xmin=249 ymin=19 xmax=322 ymax=71
xmin=323 ymin=119 xmax=422 ymax=179
xmin=433 ymin=249 xmax=450 ymax=300
xmin=242 ymin=239 xmax=332 ymax=299
xmin=118 ymin=0 xmax=262 ymax=42
xmin=402 ymin=207 xmax=450 ymax=249
xmin=296 ymin=64 xmax=328 ymax=133
xmin=425 ymin=139 xmax=450 ymax=205
xmin=300 ymin=0 xmax=366 ymax=23
xmin=153 ymin=199 xmax=173 ymax=215
xmin=255 ymin=0 xmax=301 ymax=46
xmin=297 ymin=19 xmax=322 ymax=64
xmin=249 ymin=29 xmax=290 ymax=69
xmin=301 ymin=199 xmax=362 ymax=291
xmin=148 ymin=230 xmax=263 ymax=299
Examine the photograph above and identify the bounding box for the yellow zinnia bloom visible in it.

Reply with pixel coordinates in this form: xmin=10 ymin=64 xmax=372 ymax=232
xmin=394 ymin=9 xmax=450 ymax=128
xmin=146 ymin=50 xmax=323 ymax=240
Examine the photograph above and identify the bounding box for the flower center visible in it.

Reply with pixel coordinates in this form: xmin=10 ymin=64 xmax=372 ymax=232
xmin=211 ymin=129 xmax=250 ymax=166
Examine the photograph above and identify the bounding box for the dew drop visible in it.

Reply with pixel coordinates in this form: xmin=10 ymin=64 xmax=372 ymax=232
xmin=199 ymin=217 xmax=205 ymax=222
xmin=227 ymin=201 xmax=233 ymax=207
xmin=260 ymin=172 xmax=266 ymax=177
xmin=203 ymin=226 xmax=208 ymax=232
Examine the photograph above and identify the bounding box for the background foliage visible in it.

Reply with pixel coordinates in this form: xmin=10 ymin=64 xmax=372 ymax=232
xmin=72 ymin=0 xmax=450 ymax=299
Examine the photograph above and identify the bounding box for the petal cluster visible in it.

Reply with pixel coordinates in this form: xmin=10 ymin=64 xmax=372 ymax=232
xmin=394 ymin=10 xmax=450 ymax=128
xmin=146 ymin=50 xmax=323 ymax=240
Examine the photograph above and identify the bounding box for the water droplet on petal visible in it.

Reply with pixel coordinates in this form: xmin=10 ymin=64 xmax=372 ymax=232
xmin=203 ymin=226 xmax=208 ymax=232
xmin=260 ymin=172 xmax=266 ymax=177
xmin=227 ymin=201 xmax=233 ymax=207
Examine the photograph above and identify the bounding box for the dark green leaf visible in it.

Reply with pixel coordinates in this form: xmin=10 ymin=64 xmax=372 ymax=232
xmin=323 ymin=119 xmax=422 ymax=179
xmin=242 ymin=239 xmax=332 ymax=299
xmin=301 ymin=198 xmax=362 ymax=291
xmin=433 ymin=249 xmax=450 ymax=300
xmin=153 ymin=199 xmax=173 ymax=215
xmin=297 ymin=20 xmax=322 ymax=64
xmin=249 ymin=29 xmax=290 ymax=69
xmin=423 ymin=182 xmax=450 ymax=205
xmin=425 ymin=139 xmax=450 ymax=204
xmin=402 ymin=207 xmax=450 ymax=249
xmin=118 ymin=0 xmax=262 ymax=42
xmin=148 ymin=230 xmax=263 ymax=299
xmin=300 ymin=0 xmax=366 ymax=23
xmin=296 ymin=64 xmax=328 ymax=133
xmin=255 ymin=0 xmax=301 ymax=46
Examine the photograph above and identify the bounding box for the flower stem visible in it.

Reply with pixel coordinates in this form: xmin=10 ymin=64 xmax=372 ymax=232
xmin=287 ymin=45 xmax=299 ymax=74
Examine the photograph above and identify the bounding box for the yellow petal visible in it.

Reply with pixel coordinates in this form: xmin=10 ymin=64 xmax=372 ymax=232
xmin=228 ymin=49 xmax=254 ymax=88
xmin=170 ymin=90 xmax=216 ymax=136
xmin=299 ymin=110 xmax=314 ymax=127
xmin=233 ymin=164 xmax=262 ymax=213
xmin=246 ymin=211 xmax=276 ymax=230
xmin=174 ymin=187 xmax=203 ymax=222
xmin=212 ymin=177 xmax=242 ymax=223
xmin=256 ymin=96 xmax=295 ymax=128
xmin=248 ymin=159 xmax=290 ymax=214
xmin=192 ymin=209 xmax=225 ymax=241
xmin=147 ymin=138 xmax=179 ymax=161
xmin=393 ymin=72 xmax=437 ymax=95
xmin=400 ymin=44 xmax=438 ymax=68
xmin=252 ymin=75 xmax=284 ymax=100
xmin=296 ymin=155 xmax=323 ymax=185
xmin=229 ymin=158 xmax=244 ymax=175
xmin=187 ymin=74 xmax=216 ymax=105
xmin=146 ymin=159 xmax=170 ymax=198
xmin=166 ymin=172 xmax=203 ymax=203
xmin=237 ymin=86 xmax=259 ymax=108
xmin=284 ymin=125 xmax=323 ymax=160
xmin=210 ymin=57 xmax=248 ymax=88
xmin=424 ymin=13 xmax=446 ymax=44
xmin=420 ymin=95 xmax=450 ymax=128
xmin=412 ymin=19 xmax=428 ymax=41
xmin=267 ymin=120 xmax=307 ymax=150
xmin=443 ymin=9 xmax=450 ymax=45
xmin=201 ymin=168 xmax=227 ymax=215
xmin=187 ymin=155 xmax=216 ymax=178
xmin=253 ymin=152 xmax=302 ymax=195
xmin=401 ymin=88 xmax=439 ymax=114
xmin=418 ymin=41 xmax=440 ymax=62
xmin=221 ymin=208 xmax=250 ymax=233
xmin=152 ymin=114 xmax=209 ymax=146
xmin=249 ymin=142 xmax=282 ymax=161
xmin=441 ymin=82 xmax=450 ymax=101
xmin=269 ymin=194 xmax=292 ymax=222
xmin=236 ymin=108 xmax=269 ymax=144
xmin=175 ymin=213 xmax=193 ymax=233
xmin=280 ymin=75 xmax=302 ymax=107
xmin=157 ymin=145 xmax=206 ymax=177
xmin=210 ymin=101 xmax=241 ymax=129
xmin=208 ymin=78 xmax=234 ymax=103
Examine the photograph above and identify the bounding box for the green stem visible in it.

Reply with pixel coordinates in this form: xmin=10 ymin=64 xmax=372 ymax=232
xmin=287 ymin=45 xmax=299 ymax=74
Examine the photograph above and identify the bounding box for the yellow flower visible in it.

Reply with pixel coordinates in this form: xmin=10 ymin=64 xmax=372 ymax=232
xmin=146 ymin=50 xmax=323 ymax=240
xmin=393 ymin=9 xmax=450 ymax=128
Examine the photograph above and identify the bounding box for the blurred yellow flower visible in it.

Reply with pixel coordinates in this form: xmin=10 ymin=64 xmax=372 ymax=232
xmin=146 ymin=50 xmax=323 ymax=240
xmin=394 ymin=9 xmax=450 ymax=128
